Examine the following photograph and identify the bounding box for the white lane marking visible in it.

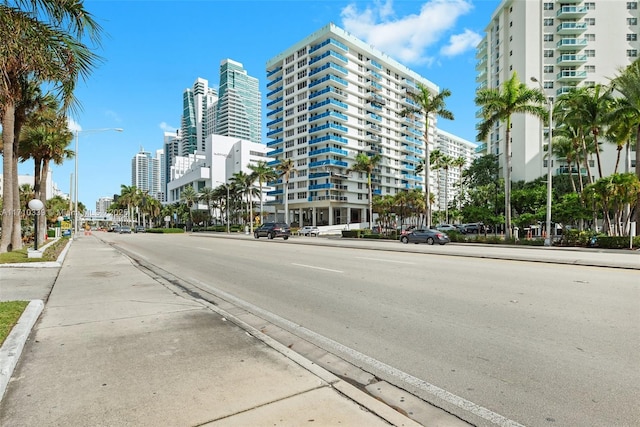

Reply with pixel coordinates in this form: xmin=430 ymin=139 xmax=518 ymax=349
xmin=189 ymin=277 xmax=525 ymax=427
xmin=195 ymin=247 xmax=213 ymax=251
xmin=355 ymin=256 xmax=415 ymax=265
xmin=291 ymin=263 xmax=343 ymax=273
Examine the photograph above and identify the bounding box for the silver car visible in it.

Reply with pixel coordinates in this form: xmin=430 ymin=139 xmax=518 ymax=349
xmin=400 ymin=228 xmax=450 ymax=245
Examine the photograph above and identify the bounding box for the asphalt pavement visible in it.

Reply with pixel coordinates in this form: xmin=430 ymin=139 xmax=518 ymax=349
xmin=0 ymin=232 xmax=637 ymax=427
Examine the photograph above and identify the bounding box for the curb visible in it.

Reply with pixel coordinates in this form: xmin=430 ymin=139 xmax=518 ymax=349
xmin=0 ymin=300 xmax=44 ymax=401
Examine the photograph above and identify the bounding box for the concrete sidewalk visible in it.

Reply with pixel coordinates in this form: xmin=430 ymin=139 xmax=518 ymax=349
xmin=0 ymin=236 xmax=419 ymax=427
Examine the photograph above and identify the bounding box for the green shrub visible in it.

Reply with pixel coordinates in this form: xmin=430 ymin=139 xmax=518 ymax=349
xmin=594 ymin=236 xmax=640 ymax=249
xmin=146 ymin=228 xmax=185 ymax=234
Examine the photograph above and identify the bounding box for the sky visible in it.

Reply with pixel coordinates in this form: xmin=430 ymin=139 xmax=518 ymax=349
xmin=17 ymin=0 xmax=502 ymax=210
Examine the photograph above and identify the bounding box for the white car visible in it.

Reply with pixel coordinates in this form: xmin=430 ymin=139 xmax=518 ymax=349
xmin=298 ymin=226 xmax=320 ymax=236
xmin=435 ymin=224 xmax=457 ymax=232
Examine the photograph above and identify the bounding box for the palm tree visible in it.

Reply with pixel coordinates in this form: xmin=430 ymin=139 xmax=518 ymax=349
xmin=230 ymin=171 xmax=255 ymax=231
xmin=348 ymin=152 xmax=381 ymax=229
xmin=475 ymin=72 xmax=547 ymax=239
xmin=611 ymin=58 xmax=640 ymax=224
xmin=198 ymin=187 xmax=216 ymax=224
xmin=248 ymin=161 xmax=277 ymax=225
xmin=400 ymin=84 xmax=454 ymax=228
xmin=452 ymin=156 xmax=466 ymax=213
xmin=180 ymin=185 xmax=198 ymax=229
xmin=19 ymin=97 xmax=73 ymax=243
xmin=118 ymin=185 xmax=142 ymax=228
xmin=275 ymin=159 xmax=297 ymax=225
xmin=0 ymin=1 xmax=102 ymax=253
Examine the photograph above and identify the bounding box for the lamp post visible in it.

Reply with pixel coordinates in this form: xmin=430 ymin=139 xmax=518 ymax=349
xmin=73 ymin=128 xmax=123 ymax=239
xmin=28 ymin=199 xmax=44 ymax=250
xmin=531 ymin=77 xmax=553 ymax=246
xmin=216 ymin=181 xmax=230 ymax=233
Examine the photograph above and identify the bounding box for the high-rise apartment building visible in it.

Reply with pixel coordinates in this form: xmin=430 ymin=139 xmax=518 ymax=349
xmin=476 ymin=0 xmax=639 ymax=182
xmin=433 ymin=130 xmax=477 ymax=213
xmin=265 ymin=23 xmax=442 ymax=227
xmin=96 ymin=196 xmax=113 ymax=214
xmin=215 ymin=59 xmax=262 ymax=144
xmin=181 ymin=77 xmax=218 ymax=155
xmin=131 ymin=148 xmax=162 ymax=200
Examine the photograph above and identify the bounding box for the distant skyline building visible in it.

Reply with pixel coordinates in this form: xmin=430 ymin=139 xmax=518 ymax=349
xmin=434 ymin=130 xmax=477 ymax=213
xmin=131 ymin=148 xmax=162 ymax=200
xmin=96 ymin=196 xmax=113 ymax=214
xmin=214 ymin=59 xmax=262 ymax=144
xmin=476 ymin=0 xmax=639 ymax=182
xmin=180 ymin=77 xmax=218 ymax=156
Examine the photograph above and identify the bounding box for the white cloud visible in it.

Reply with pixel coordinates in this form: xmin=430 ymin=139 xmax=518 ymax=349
xmin=340 ymin=0 xmax=474 ymax=65
xmin=159 ymin=122 xmax=177 ymax=133
xmin=105 ymin=110 xmax=122 ymax=123
xmin=67 ymin=117 xmax=81 ymax=132
xmin=440 ymin=28 xmax=482 ymax=57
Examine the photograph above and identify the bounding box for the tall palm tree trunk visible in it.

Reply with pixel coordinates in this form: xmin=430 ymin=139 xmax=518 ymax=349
xmin=504 ymin=128 xmax=512 ymax=239
xmin=0 ymin=104 xmax=17 ymax=252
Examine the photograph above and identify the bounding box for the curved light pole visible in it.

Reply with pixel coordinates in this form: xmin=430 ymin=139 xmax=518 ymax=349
xmin=74 ymin=128 xmax=124 ymax=239
xmin=531 ymin=77 xmax=553 ymax=246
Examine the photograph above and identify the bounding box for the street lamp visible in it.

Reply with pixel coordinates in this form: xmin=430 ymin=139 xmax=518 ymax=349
xmin=28 ymin=199 xmax=44 ymax=250
xmin=216 ymin=181 xmax=230 ymax=233
xmin=73 ymin=128 xmax=123 ymax=239
xmin=531 ymin=77 xmax=553 ymax=246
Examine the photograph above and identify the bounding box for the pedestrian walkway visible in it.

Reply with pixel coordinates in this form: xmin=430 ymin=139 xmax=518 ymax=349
xmin=0 ymin=236 xmax=419 ymax=426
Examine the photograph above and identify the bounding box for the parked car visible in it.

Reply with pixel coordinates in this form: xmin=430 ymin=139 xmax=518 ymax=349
xmin=400 ymin=228 xmax=450 ymax=245
xmin=462 ymin=223 xmax=486 ymax=234
xmin=119 ymin=225 xmax=132 ymax=234
xmin=435 ymin=224 xmax=457 ymax=232
xmin=298 ymin=226 xmax=320 ymax=236
xmin=134 ymin=226 xmax=146 ymax=233
xmin=254 ymin=222 xmax=291 ymax=240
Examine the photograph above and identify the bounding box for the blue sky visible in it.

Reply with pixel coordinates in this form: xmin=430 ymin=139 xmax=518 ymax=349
xmin=19 ymin=0 xmax=501 ymax=209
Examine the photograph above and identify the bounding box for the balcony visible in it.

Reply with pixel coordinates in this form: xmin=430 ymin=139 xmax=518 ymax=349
xmin=367 ymin=134 xmax=382 ymax=143
xmin=266 ymin=127 xmax=283 ymax=137
xmin=266 ymin=137 xmax=283 ymax=147
xmin=368 ymin=80 xmax=383 ymax=91
xmin=266 ymin=86 xmax=282 ymax=99
xmin=309 ymin=110 xmax=348 ymax=122
xmin=309 ymin=37 xmax=349 ymax=54
xmin=267 ymin=159 xmax=281 ymax=167
xmin=266 ymin=106 xmax=283 ymax=117
xmin=309 ymin=159 xmax=349 ymax=168
xmin=557 ymin=70 xmax=587 ymax=82
xmin=266 ymin=96 xmax=283 ymax=108
xmin=368 ymin=112 xmax=382 ymax=122
xmin=556 ymin=85 xmax=578 ymax=96
xmin=309 ymin=86 xmax=347 ymax=100
xmin=266 ymin=117 xmax=282 ymax=127
xmin=266 ymin=66 xmax=282 ymax=78
xmin=475 ymin=143 xmax=487 ymax=154
xmin=309 ymin=134 xmax=348 ymax=145
xmin=556 ymin=38 xmax=587 ymax=50
xmin=266 ymin=76 xmax=282 ymax=89
xmin=368 ymin=93 xmax=386 ymax=105
xmin=309 ymin=49 xmax=348 ymax=66
xmin=309 ymin=147 xmax=348 ymax=157
xmin=368 ymin=69 xmax=382 ymax=80
xmin=309 ymin=122 xmax=348 ymax=134
xmin=368 ymin=123 xmax=382 ymax=133
xmin=556 ymin=53 xmax=588 ymax=66
xmin=309 ymin=62 xmax=348 ymax=78
xmin=368 ymin=59 xmax=382 ymax=70
xmin=556 ymin=22 xmax=587 ymax=35
xmin=267 ymin=147 xmax=283 ymax=156
xmin=309 ymin=98 xmax=348 ymax=112
xmin=556 ymin=5 xmax=588 ymax=19
xmin=309 ymin=74 xmax=348 ymax=88
xmin=266 ymin=189 xmax=283 ymax=196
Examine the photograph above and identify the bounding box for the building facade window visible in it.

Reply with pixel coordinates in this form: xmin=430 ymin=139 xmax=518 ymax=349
xmin=544 ymin=34 xmax=554 ymax=42
xmin=544 ymin=50 xmax=554 ymax=58
xmin=628 ymin=49 xmax=639 ymax=57
xmin=544 ymin=18 xmax=554 ymax=26
xmin=585 ymin=2 xmax=595 ymax=10
xmin=627 ymin=33 xmax=638 ymax=41
xmin=627 ymin=2 xmax=638 ymax=10
xmin=585 ymin=65 xmax=596 ymax=73
xmin=585 ymin=18 xmax=595 ymax=26
xmin=628 ymin=17 xmax=638 ymax=25
xmin=544 ymin=65 xmax=554 ymax=73
xmin=543 ymin=2 xmax=554 ymax=10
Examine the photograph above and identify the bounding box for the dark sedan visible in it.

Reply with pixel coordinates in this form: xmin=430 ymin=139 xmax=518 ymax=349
xmin=400 ymin=228 xmax=450 ymax=245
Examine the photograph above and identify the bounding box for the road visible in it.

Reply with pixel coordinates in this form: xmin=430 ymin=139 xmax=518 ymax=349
xmin=99 ymin=232 xmax=640 ymax=427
